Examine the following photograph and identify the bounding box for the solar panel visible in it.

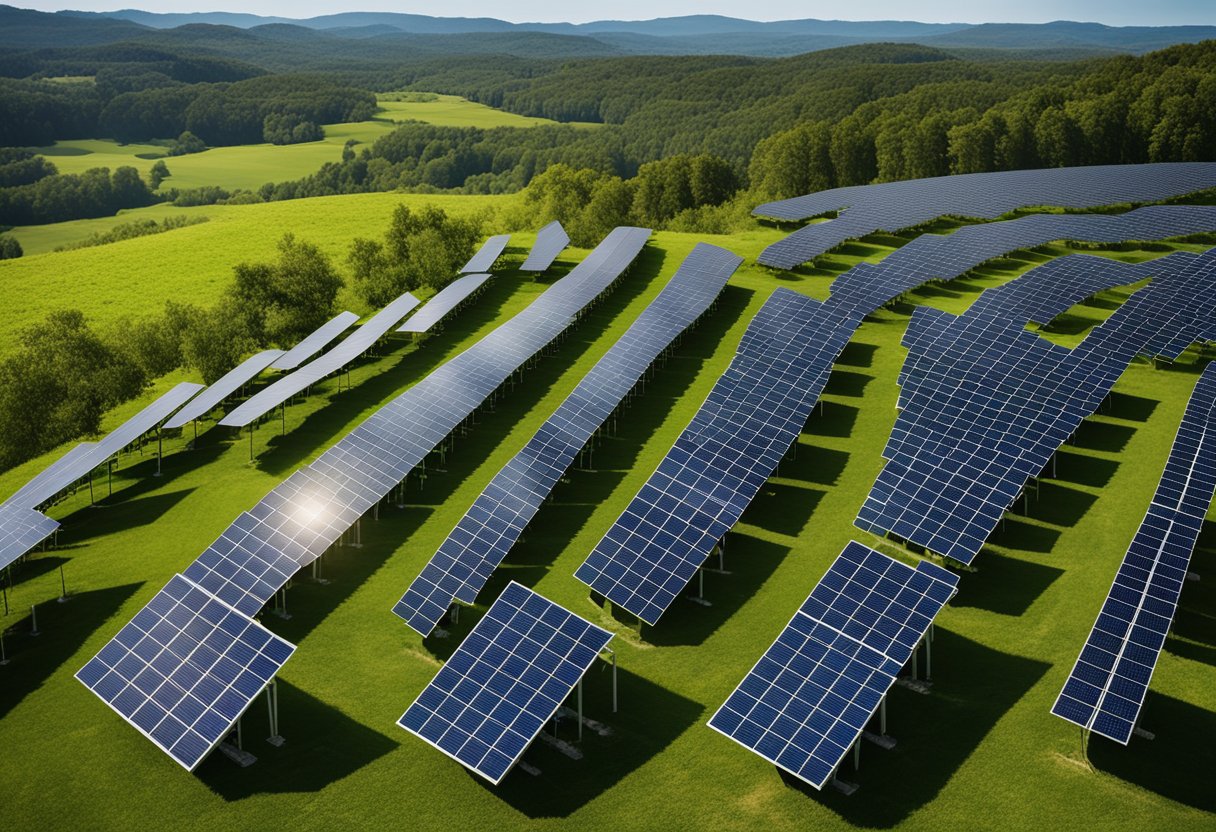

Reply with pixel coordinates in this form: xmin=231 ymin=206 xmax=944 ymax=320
xmin=270 ymin=311 xmax=360 ymax=371
xmin=520 ymin=221 xmax=570 ymax=272
xmin=708 ymin=542 xmax=957 ymax=790
xmin=575 ymin=290 xmax=861 ymax=624
xmin=859 ymin=249 xmax=1216 ymax=565
xmin=75 ymin=573 xmax=296 ymax=771
xmin=80 ymin=230 xmax=651 ymax=765
xmin=397 ymin=273 xmax=491 ymax=334
xmin=756 ymin=163 xmax=1216 ymax=269
xmin=4 ymin=383 xmax=203 ymax=511
xmin=395 ymin=243 xmax=740 ymax=636
xmin=0 ymin=503 xmax=60 ymax=572
xmin=219 ymin=292 xmax=420 ymax=428
xmin=163 ymin=350 xmax=284 ymax=429
xmin=1052 ymin=362 xmax=1216 ymax=744
xmin=398 ymin=581 xmax=613 ymax=784
xmin=461 ymin=235 xmax=510 ymax=274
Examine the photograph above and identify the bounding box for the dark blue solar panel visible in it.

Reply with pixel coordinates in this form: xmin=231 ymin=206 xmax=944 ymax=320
xmin=398 ymin=581 xmax=613 ymax=784
xmin=1052 ymin=362 xmax=1216 ymax=744
xmin=708 ymin=542 xmax=957 ymax=789
xmin=75 ymin=574 xmax=295 ymax=771
xmin=396 ymin=243 xmax=740 ymax=636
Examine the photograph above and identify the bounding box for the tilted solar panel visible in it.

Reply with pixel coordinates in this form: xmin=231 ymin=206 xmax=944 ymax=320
xmin=271 ymin=311 xmax=360 ymax=371
xmin=164 ymin=350 xmax=284 ymax=429
xmin=0 ymin=503 xmax=60 ymax=572
xmin=398 ymin=581 xmax=613 ymax=784
xmin=461 ymin=235 xmax=510 ymax=274
xmin=520 ymin=221 xmax=570 ymax=272
xmin=397 ymin=273 xmax=490 ymax=334
xmin=708 ymin=542 xmax=957 ymax=789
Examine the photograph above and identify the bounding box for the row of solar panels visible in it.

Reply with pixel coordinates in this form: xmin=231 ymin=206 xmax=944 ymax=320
xmin=75 ymin=226 xmax=648 ymax=771
xmin=755 ymin=162 xmax=1216 ymax=269
xmin=1053 ymin=362 xmax=1216 ymax=744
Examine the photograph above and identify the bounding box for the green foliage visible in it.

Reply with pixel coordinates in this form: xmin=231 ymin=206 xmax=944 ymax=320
xmin=53 ymin=214 xmax=207 ymax=252
xmin=148 ymin=159 xmax=170 ymax=188
xmin=348 ymin=204 xmax=481 ymax=305
xmin=632 ymin=154 xmax=739 ymax=226
xmin=230 ymin=233 xmax=344 ymax=347
xmin=0 ymin=234 xmax=21 ymax=259
xmin=262 ymin=113 xmax=324 ymax=146
xmin=0 ymin=165 xmax=158 ymax=226
xmin=0 ymin=310 xmax=144 ymax=470
xmin=168 ymin=130 xmax=205 ymax=156
xmin=0 ymin=149 xmax=59 ymax=189
xmin=176 ymin=299 xmax=258 ymax=385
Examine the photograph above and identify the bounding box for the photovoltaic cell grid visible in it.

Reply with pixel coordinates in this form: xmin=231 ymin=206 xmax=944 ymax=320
xmin=79 ymin=229 xmax=649 ymax=769
xmin=708 ymin=542 xmax=958 ymax=790
xmin=461 ymin=234 xmax=510 ymax=274
xmin=0 ymin=503 xmax=60 ymax=571
xmin=219 ymin=292 xmax=420 ymax=427
xmin=575 ymin=290 xmax=862 ymax=624
xmin=75 ymin=574 xmax=295 ymax=771
xmin=398 ymin=581 xmax=613 ymax=784
xmin=827 ymin=205 xmax=1216 ymax=316
xmin=1052 ymin=362 xmax=1216 ymax=744
xmin=520 ymin=221 xmax=570 ymax=272
xmin=858 ymin=249 xmax=1216 ymax=565
xmin=270 ymin=310 xmax=359 ymax=371
xmin=756 ymin=163 xmax=1216 ymax=269
xmin=395 ymin=243 xmax=740 ymax=636
xmin=3 ymin=382 xmax=203 ymax=512
xmin=164 ymin=350 xmax=284 ymax=429
xmin=398 ymin=273 xmax=490 ymax=334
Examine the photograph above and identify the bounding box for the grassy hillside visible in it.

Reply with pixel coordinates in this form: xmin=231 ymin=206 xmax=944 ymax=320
xmin=23 ymin=95 xmax=589 ymax=193
xmin=0 ymin=193 xmax=1212 ymax=831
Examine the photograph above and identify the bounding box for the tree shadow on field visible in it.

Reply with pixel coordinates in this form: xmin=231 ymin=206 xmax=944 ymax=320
xmin=197 ymin=678 xmax=396 ymax=800
xmin=1088 ymin=691 xmax=1216 ymax=812
xmin=465 ymin=663 xmax=701 ymax=818
xmin=778 ymin=629 xmax=1050 ymax=827
xmin=0 ymin=582 xmax=142 ymax=719
xmin=949 ymin=550 xmax=1064 ymax=616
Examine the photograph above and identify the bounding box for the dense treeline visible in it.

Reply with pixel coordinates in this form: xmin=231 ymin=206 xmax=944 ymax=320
xmin=0 ymin=165 xmax=157 ymax=226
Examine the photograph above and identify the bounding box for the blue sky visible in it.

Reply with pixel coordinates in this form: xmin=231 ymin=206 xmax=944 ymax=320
xmin=20 ymin=1 xmax=1216 ymax=26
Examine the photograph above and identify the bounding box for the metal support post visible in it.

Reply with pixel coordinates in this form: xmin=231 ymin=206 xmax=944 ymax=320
xmin=29 ymin=604 xmax=39 ymax=636
xmin=155 ymin=429 xmax=163 ymax=477
xmin=853 ymin=738 xmax=861 ymax=771
xmin=58 ymin=564 xmax=69 ymax=603
xmin=880 ymin=695 xmax=887 ymax=735
xmin=577 ymin=678 xmax=584 ymax=742
xmin=925 ymin=628 xmax=933 ymax=680
xmin=607 ymin=648 xmax=618 ymax=713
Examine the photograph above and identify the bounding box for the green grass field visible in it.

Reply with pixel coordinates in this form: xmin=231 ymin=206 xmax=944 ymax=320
xmin=0 ymin=199 xmax=1212 ymax=831
xmin=24 ymin=94 xmax=589 ymax=193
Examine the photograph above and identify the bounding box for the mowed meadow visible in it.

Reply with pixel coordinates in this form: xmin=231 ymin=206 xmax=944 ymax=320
xmin=24 ymin=94 xmax=589 ymax=194
xmin=0 ymin=189 xmax=1213 ymax=831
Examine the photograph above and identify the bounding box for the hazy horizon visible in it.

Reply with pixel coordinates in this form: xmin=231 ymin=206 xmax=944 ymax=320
xmin=12 ymin=1 xmax=1216 ymax=27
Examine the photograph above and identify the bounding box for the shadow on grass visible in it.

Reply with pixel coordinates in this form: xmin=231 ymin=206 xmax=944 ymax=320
xmin=779 ymin=443 xmax=850 ymax=487
xmin=57 ymin=487 xmax=198 ymax=546
xmin=1165 ymin=521 xmax=1216 ymax=662
xmin=823 ymin=370 xmax=873 ymax=399
xmin=641 ymin=531 xmax=790 ymax=648
xmin=1105 ymin=391 xmax=1159 ymax=423
xmin=803 ymin=400 xmax=859 ymax=440
xmin=789 ymin=628 xmax=1049 ymax=826
xmin=471 ymin=664 xmax=701 ymax=818
xmin=1070 ymin=420 xmax=1137 ymax=453
xmin=1019 ymin=481 xmax=1099 ymax=528
xmin=951 ymin=551 xmax=1064 ymax=616
xmin=0 ymin=582 xmax=142 ymax=719
xmin=836 ymin=342 xmax=877 ymax=369
xmin=1052 ymin=449 xmax=1119 ymax=488
xmin=1089 ymin=691 xmax=1216 ymax=812
xmin=989 ymin=516 xmax=1061 ymax=553
xmin=197 ymin=677 xmax=396 ymax=800
xmin=741 ymin=484 xmax=827 ymax=538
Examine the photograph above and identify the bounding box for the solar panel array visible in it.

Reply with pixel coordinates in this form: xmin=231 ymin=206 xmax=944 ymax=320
xmin=397 ymin=273 xmax=491 ymax=334
xmin=827 ymin=206 xmax=1216 ymax=315
xmin=0 ymin=503 xmax=61 ymax=571
xmin=270 ymin=311 xmax=360 ymax=371
xmin=219 ymin=292 xmax=420 ymax=428
xmin=756 ymin=163 xmax=1216 ymax=269
xmin=394 ymin=243 xmax=741 ymax=636
xmin=79 ymin=228 xmax=649 ymax=767
xmin=520 ymin=221 xmax=570 ymax=272
xmin=708 ymin=541 xmax=958 ymax=789
xmin=398 ymin=581 xmax=613 ymax=784
xmin=75 ymin=573 xmax=295 ymax=771
xmin=461 ymin=235 xmax=510 ymax=274
xmin=3 ymin=382 xmax=203 ymax=513
xmin=1052 ymin=362 xmax=1216 ymax=744
xmin=575 ymin=291 xmax=862 ymax=624
xmin=858 ymin=249 xmax=1216 ymax=565
xmin=164 ymin=350 xmax=284 ymax=429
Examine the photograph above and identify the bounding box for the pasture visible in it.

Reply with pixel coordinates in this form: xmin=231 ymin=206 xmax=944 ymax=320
xmin=0 ymin=196 xmax=1212 ymax=831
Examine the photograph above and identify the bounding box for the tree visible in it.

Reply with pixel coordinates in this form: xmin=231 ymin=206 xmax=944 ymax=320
xmin=149 ymin=160 xmax=170 ymax=189
xmin=348 ymin=204 xmax=481 ymax=306
xmin=169 ymin=130 xmax=205 ymax=157
xmin=178 ymin=300 xmax=257 ymax=385
xmin=0 ymin=235 xmax=21 ymax=260
xmin=230 ymin=233 xmax=344 ymax=347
